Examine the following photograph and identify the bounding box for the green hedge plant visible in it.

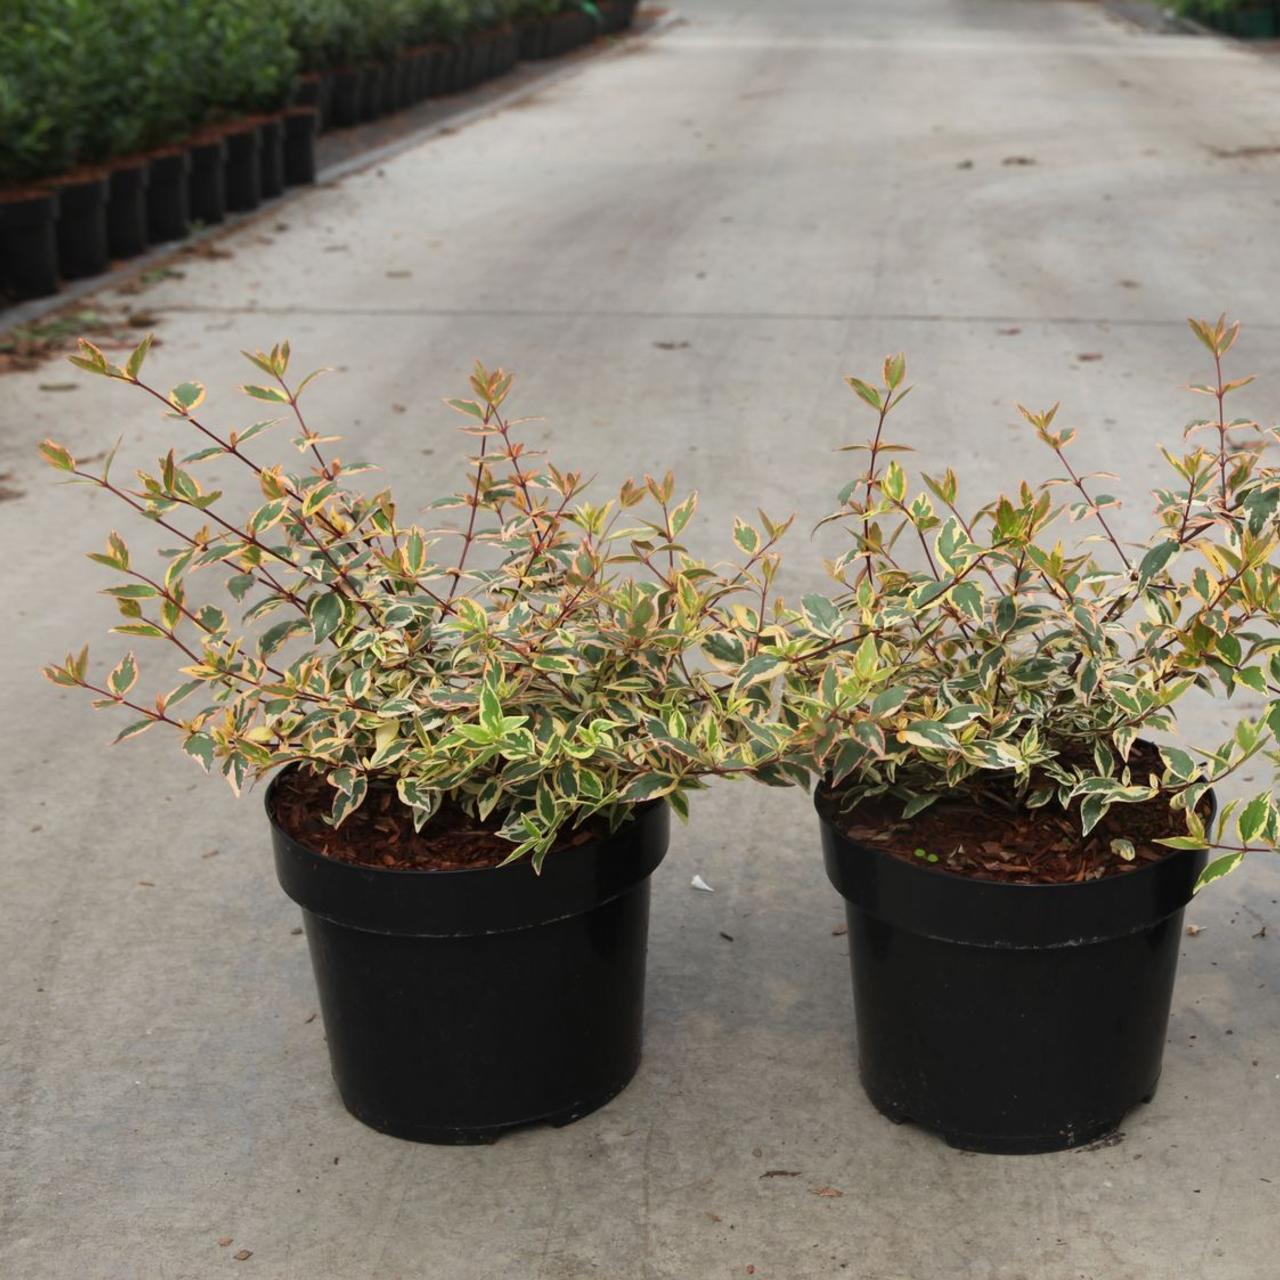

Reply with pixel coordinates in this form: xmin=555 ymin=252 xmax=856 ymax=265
xmin=196 ymin=0 xmax=298 ymax=121
xmin=0 ymin=2 xmax=82 ymax=186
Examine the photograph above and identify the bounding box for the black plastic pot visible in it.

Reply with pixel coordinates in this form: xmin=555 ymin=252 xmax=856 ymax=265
xmin=818 ymin=783 xmax=1211 ymax=1154
xmin=360 ymin=64 xmax=387 ymax=121
xmin=390 ymin=56 xmax=414 ymax=110
xmin=105 ymin=160 xmax=149 ymax=259
xmin=328 ymin=68 xmax=362 ymax=129
xmin=224 ymin=125 xmax=262 ymax=213
xmin=547 ymin=11 xmax=582 ymax=57
xmin=268 ymin=777 xmax=670 ymax=1144
xmin=467 ymin=36 xmax=491 ymax=87
xmin=425 ymin=47 xmax=442 ymax=95
xmin=283 ymin=109 xmax=318 ymax=186
xmin=294 ymin=72 xmax=327 ymax=131
xmin=187 ymin=138 xmax=227 ymax=226
xmin=403 ymin=50 xmax=426 ymax=103
xmin=0 ymin=189 xmax=59 ymax=299
xmin=52 ymin=174 xmax=109 ymax=279
xmin=145 ymin=149 xmax=190 ymax=242
xmin=518 ymin=17 xmax=548 ymax=59
xmin=258 ymin=117 xmax=285 ymax=199
xmin=455 ymin=43 xmax=473 ymax=91
xmin=600 ymin=1 xmax=623 ymax=34
xmin=421 ymin=45 xmax=444 ymax=95
xmin=498 ymin=27 xmax=519 ymax=73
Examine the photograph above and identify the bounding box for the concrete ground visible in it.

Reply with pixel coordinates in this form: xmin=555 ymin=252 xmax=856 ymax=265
xmin=2 ymin=1 xmax=1279 ymax=1276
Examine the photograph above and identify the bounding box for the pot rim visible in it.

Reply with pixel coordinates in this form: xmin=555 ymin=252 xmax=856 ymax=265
xmin=814 ymin=775 xmax=1214 ymax=893
xmin=268 ymin=765 xmax=671 ymax=936
xmin=265 ymin=762 xmax=662 ymax=879
xmin=817 ymin=777 xmax=1213 ymax=947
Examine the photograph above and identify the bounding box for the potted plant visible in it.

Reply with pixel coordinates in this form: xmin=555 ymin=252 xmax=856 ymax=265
xmin=774 ymin=319 xmax=1277 ymax=1152
xmin=0 ymin=3 xmax=81 ymax=298
xmin=39 ymin=336 xmax=779 ymax=1143
xmin=192 ymin=0 xmax=298 ymax=214
xmin=286 ymin=0 xmax=349 ymax=129
xmin=513 ymin=0 xmax=559 ymax=59
xmin=1174 ymin=0 xmax=1278 ymax=39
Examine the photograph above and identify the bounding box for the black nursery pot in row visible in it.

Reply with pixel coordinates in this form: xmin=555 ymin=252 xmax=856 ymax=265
xmin=0 ymin=110 xmax=318 ymax=304
xmin=311 ymin=23 xmax=532 ymax=136
xmin=106 ymin=159 xmax=150 ymax=259
xmin=188 ymin=114 xmax=318 ymax=225
xmin=146 ymin=149 xmax=192 ymax=244
xmin=51 ymin=173 xmax=110 ymax=280
xmin=0 ymin=189 xmax=60 ymax=299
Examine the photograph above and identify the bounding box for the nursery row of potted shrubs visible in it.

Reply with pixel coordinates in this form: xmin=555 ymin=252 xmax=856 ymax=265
xmin=42 ymin=316 xmax=1275 ymax=1154
xmin=0 ymin=0 xmax=636 ymax=304
xmin=1173 ymin=0 xmax=1280 ymax=37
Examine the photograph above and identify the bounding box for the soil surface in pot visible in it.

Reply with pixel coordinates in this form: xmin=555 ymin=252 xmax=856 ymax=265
xmin=273 ymin=768 xmax=603 ymax=871
xmin=822 ymin=744 xmax=1208 ymax=885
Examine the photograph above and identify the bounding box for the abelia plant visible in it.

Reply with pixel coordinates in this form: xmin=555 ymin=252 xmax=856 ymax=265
xmin=40 ymin=338 xmax=794 ymax=865
xmin=780 ymin=317 xmax=1280 ymax=888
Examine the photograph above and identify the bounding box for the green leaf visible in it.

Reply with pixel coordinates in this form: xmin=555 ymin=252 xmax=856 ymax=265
xmin=1217 ymin=633 xmax=1242 ymax=667
xmin=38 ymin=439 xmax=75 ymax=472
xmin=621 ymin=773 xmax=678 ymax=803
xmin=801 ymin=594 xmax=840 ymax=634
xmin=1194 ymin=851 xmax=1243 ymax=891
xmin=480 ymin=678 xmax=504 ymax=735
xmin=309 ymin=592 xmax=343 ymax=644
xmin=260 ymin=617 xmax=307 ymax=657
xmin=952 ymin=581 xmax=983 ymax=622
xmin=736 ymin=653 xmax=787 ymax=690
xmin=1235 ymin=666 xmax=1267 ymax=694
xmin=331 ymin=775 xmax=368 ymax=827
xmin=250 ymin=499 xmax=287 ymax=534
xmin=1237 ymin=794 xmax=1270 ymax=844
xmin=910 ymin=580 xmax=950 ymax=610
xmin=445 ymin=397 xmax=485 ymax=420
xmin=830 ymin=739 xmax=868 ymax=785
xmin=1080 ymin=793 xmax=1108 ymax=837
xmin=901 ymin=792 xmax=938 ymax=819
xmin=870 ymin=686 xmax=911 ymax=717
xmin=108 ymin=653 xmax=138 ymax=697
xmin=900 ymin=721 xmax=954 ymax=750
xmin=240 ymin=384 xmax=290 ymax=403
xmin=670 ymin=492 xmax=698 ymax=535
xmin=168 ymin=381 xmax=206 ymax=414
xmin=183 ymin=732 xmax=216 ymax=771
xmin=854 ymin=634 xmax=879 ymax=679
xmin=1138 ymin=539 xmax=1178 ymax=588
xmin=846 ymin=376 xmax=882 ymax=410
xmin=125 ymin=333 xmax=152 ymax=380
xmin=732 ymin=518 xmax=760 ymax=556
xmin=1159 ymin=746 xmax=1197 ymax=781
xmin=704 ymin=633 xmax=745 ymax=666
xmin=113 ymin=718 xmax=155 ymax=744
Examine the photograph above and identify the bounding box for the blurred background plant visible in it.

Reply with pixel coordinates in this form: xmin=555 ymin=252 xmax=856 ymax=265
xmin=0 ymin=0 xmax=595 ymax=190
